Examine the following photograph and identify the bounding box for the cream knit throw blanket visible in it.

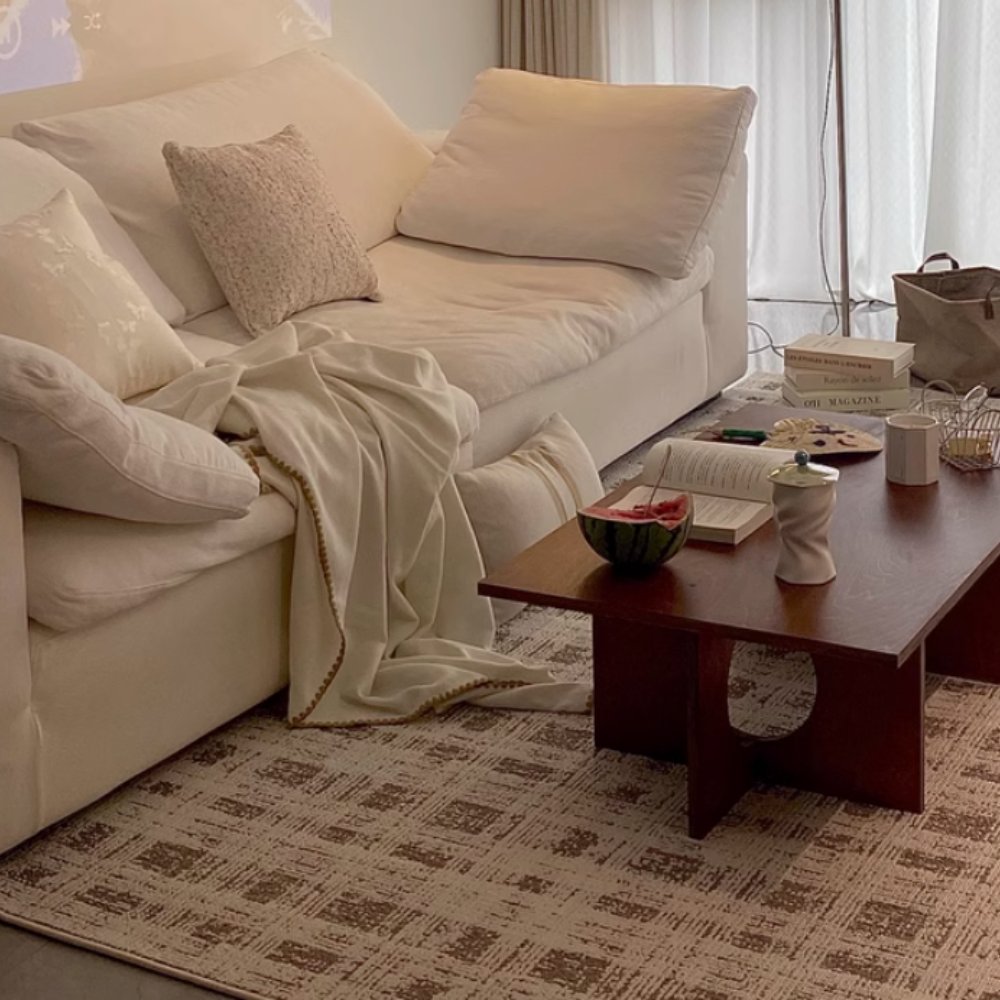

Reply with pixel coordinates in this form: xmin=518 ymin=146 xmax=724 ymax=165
xmin=142 ymin=322 xmax=590 ymax=726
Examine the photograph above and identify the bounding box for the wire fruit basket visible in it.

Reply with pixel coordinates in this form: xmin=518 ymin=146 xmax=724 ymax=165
xmin=917 ymin=381 xmax=1000 ymax=471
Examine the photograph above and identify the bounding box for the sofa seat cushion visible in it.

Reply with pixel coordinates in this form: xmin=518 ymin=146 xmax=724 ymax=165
xmin=24 ymin=492 xmax=295 ymax=632
xmin=181 ymin=236 xmax=714 ymax=411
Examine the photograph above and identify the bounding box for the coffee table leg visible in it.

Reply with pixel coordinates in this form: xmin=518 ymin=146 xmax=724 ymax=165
xmin=686 ymin=635 xmax=753 ymax=839
xmin=593 ymin=616 xmax=751 ymax=838
xmin=756 ymin=645 xmax=925 ymax=814
xmin=926 ymin=556 xmax=1000 ymax=683
xmin=592 ymin=615 xmax=690 ymax=763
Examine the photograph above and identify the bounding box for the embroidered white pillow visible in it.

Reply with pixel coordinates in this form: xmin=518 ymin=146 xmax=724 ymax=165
xmin=398 ymin=69 xmax=757 ymax=279
xmin=0 ymin=137 xmax=184 ymax=325
xmin=0 ymin=335 xmax=259 ymax=523
xmin=0 ymin=190 xmax=200 ymax=400
xmin=455 ymin=413 xmax=604 ymax=623
xmin=163 ymin=126 xmax=381 ymax=336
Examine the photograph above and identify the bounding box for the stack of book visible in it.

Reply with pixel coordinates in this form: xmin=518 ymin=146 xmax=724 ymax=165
xmin=781 ymin=334 xmax=915 ymax=413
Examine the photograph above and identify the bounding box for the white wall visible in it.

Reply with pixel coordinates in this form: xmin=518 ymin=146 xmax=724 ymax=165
xmin=0 ymin=0 xmax=497 ymax=134
xmin=325 ymin=0 xmax=499 ymax=129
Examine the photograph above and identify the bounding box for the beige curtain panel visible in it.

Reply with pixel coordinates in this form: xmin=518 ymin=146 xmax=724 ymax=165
xmin=501 ymin=0 xmax=607 ymax=81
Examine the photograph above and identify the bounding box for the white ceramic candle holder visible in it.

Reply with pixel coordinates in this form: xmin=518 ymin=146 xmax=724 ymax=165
xmin=768 ymin=450 xmax=840 ymax=586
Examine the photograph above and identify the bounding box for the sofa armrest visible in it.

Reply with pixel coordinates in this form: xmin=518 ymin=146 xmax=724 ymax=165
xmin=0 ymin=440 xmax=41 ymax=854
xmin=703 ymin=154 xmax=750 ymax=392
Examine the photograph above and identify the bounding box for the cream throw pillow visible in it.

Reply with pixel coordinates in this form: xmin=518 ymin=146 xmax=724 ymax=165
xmin=15 ymin=51 xmax=432 ymax=320
xmin=398 ymin=69 xmax=757 ymax=279
xmin=0 ymin=190 xmax=200 ymax=399
xmin=163 ymin=126 xmax=382 ymax=336
xmin=0 ymin=335 xmax=259 ymax=523
xmin=455 ymin=414 xmax=604 ymax=624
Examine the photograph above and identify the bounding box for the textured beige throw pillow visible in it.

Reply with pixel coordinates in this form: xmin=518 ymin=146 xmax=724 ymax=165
xmin=163 ymin=125 xmax=382 ymax=336
xmin=0 ymin=189 xmax=199 ymax=400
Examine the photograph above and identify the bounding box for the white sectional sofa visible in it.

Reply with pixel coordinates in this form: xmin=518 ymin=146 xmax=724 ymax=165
xmin=0 ymin=50 xmax=750 ymax=854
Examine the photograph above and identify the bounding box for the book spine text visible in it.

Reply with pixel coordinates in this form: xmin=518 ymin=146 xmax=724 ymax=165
xmin=783 ymin=349 xmax=889 ymax=375
xmin=782 ymin=386 xmax=911 ymax=412
xmin=784 ymin=366 xmax=910 ymax=390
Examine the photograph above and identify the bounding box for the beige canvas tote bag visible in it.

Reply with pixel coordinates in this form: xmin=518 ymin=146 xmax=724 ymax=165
xmin=893 ymin=252 xmax=1000 ymax=393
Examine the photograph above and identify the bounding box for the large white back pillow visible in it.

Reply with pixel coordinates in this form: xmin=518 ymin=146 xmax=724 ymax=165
xmin=0 ymin=138 xmax=184 ymax=326
xmin=398 ymin=69 xmax=756 ymax=279
xmin=15 ymin=50 xmax=432 ymax=320
xmin=0 ymin=336 xmax=259 ymax=523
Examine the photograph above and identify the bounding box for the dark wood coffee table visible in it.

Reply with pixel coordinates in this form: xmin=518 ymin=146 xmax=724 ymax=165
xmin=481 ymin=404 xmax=1000 ymax=838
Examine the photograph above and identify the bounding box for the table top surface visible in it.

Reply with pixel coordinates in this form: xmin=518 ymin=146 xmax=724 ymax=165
xmin=480 ymin=403 xmax=1000 ymax=665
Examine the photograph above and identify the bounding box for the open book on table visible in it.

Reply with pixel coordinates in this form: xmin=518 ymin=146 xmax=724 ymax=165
xmin=613 ymin=438 xmax=797 ymax=544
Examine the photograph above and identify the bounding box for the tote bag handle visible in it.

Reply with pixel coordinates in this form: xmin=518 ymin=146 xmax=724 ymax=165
xmin=918 ymin=252 xmax=961 ymax=273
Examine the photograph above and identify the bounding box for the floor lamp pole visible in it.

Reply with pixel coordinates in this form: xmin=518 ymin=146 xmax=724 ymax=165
xmin=832 ymin=0 xmax=851 ymax=337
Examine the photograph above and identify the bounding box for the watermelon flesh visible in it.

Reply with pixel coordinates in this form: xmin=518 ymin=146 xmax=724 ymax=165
xmin=580 ymin=493 xmax=690 ymax=527
xmin=577 ymin=494 xmax=691 ymax=570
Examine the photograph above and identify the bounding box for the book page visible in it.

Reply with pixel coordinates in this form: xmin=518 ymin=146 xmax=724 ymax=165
xmin=639 ymin=439 xmax=796 ymax=503
xmin=613 ymin=485 xmax=764 ymax=531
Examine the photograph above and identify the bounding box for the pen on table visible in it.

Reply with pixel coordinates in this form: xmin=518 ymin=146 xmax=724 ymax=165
xmin=719 ymin=429 xmax=768 ymax=442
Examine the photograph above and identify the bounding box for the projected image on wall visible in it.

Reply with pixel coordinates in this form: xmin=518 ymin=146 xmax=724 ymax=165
xmin=0 ymin=0 xmax=332 ymax=95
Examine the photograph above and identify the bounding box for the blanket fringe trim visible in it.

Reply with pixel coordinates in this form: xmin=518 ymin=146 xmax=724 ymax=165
xmin=263 ymin=447 xmax=533 ymax=729
xmin=289 ymin=679 xmax=531 ymax=730
xmin=261 ymin=448 xmax=348 ymax=727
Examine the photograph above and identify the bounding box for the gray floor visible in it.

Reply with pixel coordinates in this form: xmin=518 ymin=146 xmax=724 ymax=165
xmin=0 ymin=922 xmax=225 ymax=999
xmin=0 ymin=298 xmax=897 ymax=1000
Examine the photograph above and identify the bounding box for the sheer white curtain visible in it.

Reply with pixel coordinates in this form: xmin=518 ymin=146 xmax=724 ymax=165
xmin=606 ymin=0 xmax=1000 ymax=305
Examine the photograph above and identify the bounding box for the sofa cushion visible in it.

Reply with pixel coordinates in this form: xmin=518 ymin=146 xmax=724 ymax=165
xmin=0 ymin=335 xmax=259 ymax=523
xmin=455 ymin=413 xmax=603 ymax=624
xmin=24 ymin=492 xmax=294 ymax=632
xmin=0 ymin=190 xmax=200 ymax=400
xmin=181 ymin=235 xmax=713 ymax=412
xmin=163 ymin=126 xmax=381 ymax=335
xmin=15 ymin=50 xmax=432 ymax=321
xmin=398 ymin=68 xmax=755 ymax=279
xmin=0 ymin=138 xmax=184 ymax=326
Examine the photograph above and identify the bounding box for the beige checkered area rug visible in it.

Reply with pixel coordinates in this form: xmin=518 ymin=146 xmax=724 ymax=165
xmin=4 ymin=373 xmax=1000 ymax=1000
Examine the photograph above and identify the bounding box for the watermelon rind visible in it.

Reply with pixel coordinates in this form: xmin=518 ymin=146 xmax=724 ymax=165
xmin=577 ymin=505 xmax=691 ymax=571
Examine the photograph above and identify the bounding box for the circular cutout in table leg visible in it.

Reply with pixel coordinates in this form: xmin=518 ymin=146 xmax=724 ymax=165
xmin=728 ymin=642 xmax=817 ymax=738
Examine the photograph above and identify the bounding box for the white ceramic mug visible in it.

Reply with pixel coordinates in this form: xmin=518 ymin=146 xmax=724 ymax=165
xmin=885 ymin=413 xmax=940 ymax=486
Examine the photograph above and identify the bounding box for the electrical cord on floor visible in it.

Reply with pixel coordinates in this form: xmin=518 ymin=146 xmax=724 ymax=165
xmin=747 ymin=320 xmax=784 ymax=357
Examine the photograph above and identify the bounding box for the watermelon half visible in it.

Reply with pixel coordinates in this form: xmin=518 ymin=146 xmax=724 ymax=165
xmin=577 ymin=494 xmax=692 ymax=571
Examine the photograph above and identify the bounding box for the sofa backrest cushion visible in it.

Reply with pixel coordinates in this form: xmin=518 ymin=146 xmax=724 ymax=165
xmin=15 ymin=50 xmax=432 ymax=321
xmin=0 ymin=138 xmax=184 ymax=326
xmin=398 ymin=68 xmax=756 ymax=280
xmin=0 ymin=190 xmax=201 ymax=400
xmin=0 ymin=335 xmax=260 ymax=523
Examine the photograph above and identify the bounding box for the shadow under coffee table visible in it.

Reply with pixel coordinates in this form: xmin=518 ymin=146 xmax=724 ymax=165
xmin=481 ymin=404 xmax=1000 ymax=838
